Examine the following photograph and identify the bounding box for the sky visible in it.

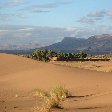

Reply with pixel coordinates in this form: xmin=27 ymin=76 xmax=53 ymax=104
xmin=0 ymin=0 xmax=112 ymax=50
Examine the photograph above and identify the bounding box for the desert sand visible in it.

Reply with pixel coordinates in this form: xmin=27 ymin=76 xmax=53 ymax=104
xmin=0 ymin=53 xmax=112 ymax=112
xmin=53 ymin=61 xmax=112 ymax=72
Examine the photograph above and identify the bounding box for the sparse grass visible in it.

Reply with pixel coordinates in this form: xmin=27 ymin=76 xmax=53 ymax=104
xmin=32 ymin=85 xmax=71 ymax=112
xmin=41 ymin=97 xmax=61 ymax=112
xmin=32 ymin=89 xmax=49 ymax=98
xmin=49 ymin=85 xmax=70 ymax=101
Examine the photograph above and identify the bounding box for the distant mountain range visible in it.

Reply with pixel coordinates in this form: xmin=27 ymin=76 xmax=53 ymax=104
xmin=42 ymin=34 xmax=112 ymax=54
xmin=0 ymin=34 xmax=112 ymax=54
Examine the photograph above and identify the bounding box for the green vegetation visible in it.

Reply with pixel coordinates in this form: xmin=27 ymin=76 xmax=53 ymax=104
xmin=19 ymin=49 xmax=110 ymax=62
xmin=32 ymin=85 xmax=71 ymax=112
xmin=30 ymin=49 xmax=87 ymax=62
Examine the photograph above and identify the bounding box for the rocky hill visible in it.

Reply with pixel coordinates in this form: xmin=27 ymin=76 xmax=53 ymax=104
xmin=43 ymin=34 xmax=112 ymax=54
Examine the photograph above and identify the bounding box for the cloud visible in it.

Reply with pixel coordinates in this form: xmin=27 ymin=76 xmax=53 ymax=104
xmin=30 ymin=1 xmax=72 ymax=9
xmin=0 ymin=25 xmax=112 ymax=50
xmin=22 ymin=1 xmax=73 ymax=13
xmin=0 ymin=13 xmax=24 ymax=21
xmin=0 ymin=0 xmax=72 ymax=22
xmin=78 ymin=17 xmax=102 ymax=24
xmin=88 ymin=10 xmax=112 ymax=17
xmin=64 ymin=27 xmax=77 ymax=32
xmin=29 ymin=10 xmax=50 ymax=13
xmin=78 ymin=10 xmax=112 ymax=24
xmin=0 ymin=25 xmax=77 ymax=48
xmin=87 ymin=11 xmax=106 ymax=17
xmin=0 ymin=0 xmax=25 ymax=21
xmin=106 ymin=11 xmax=112 ymax=16
xmin=18 ymin=27 xmax=34 ymax=31
xmin=0 ymin=0 xmax=24 ymax=9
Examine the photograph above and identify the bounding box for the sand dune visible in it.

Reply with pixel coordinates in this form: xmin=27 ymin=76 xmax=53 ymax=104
xmin=0 ymin=53 xmax=112 ymax=112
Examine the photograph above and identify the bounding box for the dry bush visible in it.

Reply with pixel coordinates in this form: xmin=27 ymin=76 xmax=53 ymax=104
xmin=49 ymin=85 xmax=70 ymax=101
xmin=32 ymin=85 xmax=71 ymax=112
xmin=32 ymin=89 xmax=49 ymax=98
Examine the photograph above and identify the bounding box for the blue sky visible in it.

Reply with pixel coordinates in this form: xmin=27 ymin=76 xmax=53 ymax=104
xmin=1 ymin=0 xmax=112 ymax=27
xmin=0 ymin=0 xmax=112 ymax=49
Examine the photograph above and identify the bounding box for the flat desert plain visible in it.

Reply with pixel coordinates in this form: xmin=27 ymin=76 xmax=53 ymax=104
xmin=0 ymin=53 xmax=112 ymax=112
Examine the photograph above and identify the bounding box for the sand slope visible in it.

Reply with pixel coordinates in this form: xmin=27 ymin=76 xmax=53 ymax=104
xmin=0 ymin=53 xmax=112 ymax=112
xmin=54 ymin=61 xmax=112 ymax=72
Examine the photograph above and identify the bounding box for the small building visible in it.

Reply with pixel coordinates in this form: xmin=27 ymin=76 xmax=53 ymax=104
xmin=50 ymin=57 xmax=58 ymax=61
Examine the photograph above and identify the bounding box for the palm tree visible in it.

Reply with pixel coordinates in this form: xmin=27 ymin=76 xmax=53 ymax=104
xmin=40 ymin=49 xmax=48 ymax=61
xmin=32 ymin=49 xmax=41 ymax=60
xmin=31 ymin=49 xmax=87 ymax=62
xmin=79 ymin=51 xmax=87 ymax=59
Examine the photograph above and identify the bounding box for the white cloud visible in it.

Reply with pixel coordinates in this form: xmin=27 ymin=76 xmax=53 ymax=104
xmin=0 ymin=30 xmax=9 ymax=32
xmin=64 ymin=27 xmax=76 ymax=32
xmin=18 ymin=28 xmax=34 ymax=31
xmin=25 ymin=33 xmax=32 ymax=36
xmin=0 ymin=25 xmax=112 ymax=50
xmin=107 ymin=11 xmax=112 ymax=16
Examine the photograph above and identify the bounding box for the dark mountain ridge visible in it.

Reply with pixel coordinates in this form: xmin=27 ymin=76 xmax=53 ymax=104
xmin=42 ymin=34 xmax=112 ymax=54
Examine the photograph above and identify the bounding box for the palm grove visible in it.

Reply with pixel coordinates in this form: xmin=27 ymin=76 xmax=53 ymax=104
xmin=26 ymin=49 xmax=87 ymax=62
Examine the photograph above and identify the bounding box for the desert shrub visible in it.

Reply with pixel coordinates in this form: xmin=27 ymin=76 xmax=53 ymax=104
xmin=32 ymin=89 xmax=49 ymax=98
xmin=49 ymin=85 xmax=70 ymax=101
xmin=41 ymin=97 xmax=60 ymax=112
xmin=32 ymin=85 xmax=71 ymax=112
